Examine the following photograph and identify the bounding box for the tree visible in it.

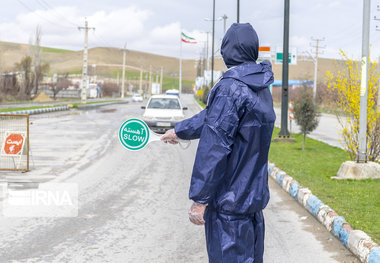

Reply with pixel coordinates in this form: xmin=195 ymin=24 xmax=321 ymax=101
xmin=326 ymin=50 xmax=380 ymax=161
xmin=15 ymin=56 xmax=33 ymax=99
xmin=0 ymin=73 xmax=18 ymax=100
xmin=294 ymin=89 xmax=320 ymax=150
xmin=33 ymin=25 xmax=41 ymax=95
xmin=50 ymin=73 xmax=71 ymax=99
xmin=101 ymin=82 xmax=119 ymax=97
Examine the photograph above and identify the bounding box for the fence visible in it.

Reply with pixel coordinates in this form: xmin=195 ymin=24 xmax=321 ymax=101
xmin=0 ymin=114 xmax=29 ymax=171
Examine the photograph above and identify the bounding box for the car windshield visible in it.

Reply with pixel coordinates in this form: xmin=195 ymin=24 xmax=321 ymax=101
xmin=147 ymin=98 xmax=180 ymax=109
xmin=133 ymin=94 xmax=141 ymax=97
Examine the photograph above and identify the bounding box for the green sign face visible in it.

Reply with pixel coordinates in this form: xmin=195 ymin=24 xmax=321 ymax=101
xmin=119 ymin=119 xmax=150 ymax=151
xmin=276 ymin=52 xmax=292 ymax=63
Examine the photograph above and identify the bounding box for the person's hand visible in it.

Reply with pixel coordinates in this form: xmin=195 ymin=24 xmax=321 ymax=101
xmin=161 ymin=129 xmax=179 ymax=144
xmin=188 ymin=202 xmax=206 ymax=225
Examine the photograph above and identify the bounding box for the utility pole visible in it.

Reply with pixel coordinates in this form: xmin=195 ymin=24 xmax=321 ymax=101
xmin=237 ymin=0 xmax=240 ymax=23
xmin=206 ymin=32 xmax=210 ymax=72
xmin=160 ymin=67 xmax=163 ymax=94
xmin=221 ymin=14 xmax=228 ymax=34
xmin=310 ymin=37 xmax=325 ymax=103
xmin=204 ymin=14 xmax=223 ymax=85
xmin=179 ymin=33 xmax=182 ymax=95
xmin=155 ymin=74 xmax=159 ymax=85
xmin=148 ymin=65 xmax=152 ymax=96
xmin=211 ymin=0 xmax=216 ymax=88
xmin=374 ymin=5 xmax=380 ymax=112
xmin=78 ymin=19 xmax=95 ymax=104
xmin=139 ymin=68 xmax=143 ymax=95
xmin=117 ymin=72 xmax=119 ymax=86
xmin=121 ymin=43 xmax=127 ymax=98
xmin=358 ymin=0 xmax=371 ymax=163
xmin=278 ymin=0 xmax=290 ymax=138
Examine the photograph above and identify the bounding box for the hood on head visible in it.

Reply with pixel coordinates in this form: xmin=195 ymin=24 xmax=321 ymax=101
xmin=223 ymin=62 xmax=274 ymax=92
xmin=221 ymin=23 xmax=259 ymax=68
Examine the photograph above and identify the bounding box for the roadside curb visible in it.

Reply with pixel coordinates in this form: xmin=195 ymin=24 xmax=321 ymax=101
xmin=4 ymin=106 xmax=69 ymax=115
xmin=193 ymin=97 xmax=205 ymax=111
xmin=268 ymin=163 xmax=380 ymax=263
xmin=76 ymin=100 xmax=129 ymax=109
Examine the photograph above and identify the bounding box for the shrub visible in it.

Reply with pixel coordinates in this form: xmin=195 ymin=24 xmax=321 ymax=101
xmin=294 ymin=88 xmax=320 ymax=150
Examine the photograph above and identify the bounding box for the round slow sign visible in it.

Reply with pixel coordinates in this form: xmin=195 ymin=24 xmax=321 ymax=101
xmin=119 ymin=119 xmax=150 ymax=151
xmin=4 ymin=133 xmax=24 ymax=155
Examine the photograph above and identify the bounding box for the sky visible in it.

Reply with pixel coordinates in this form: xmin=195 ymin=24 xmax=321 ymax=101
xmin=1 ymin=0 xmax=380 ymax=60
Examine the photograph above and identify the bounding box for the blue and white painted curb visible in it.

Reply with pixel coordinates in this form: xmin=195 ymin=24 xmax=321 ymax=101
xmin=268 ymin=163 xmax=380 ymax=263
xmin=5 ymin=106 xmax=69 ymax=115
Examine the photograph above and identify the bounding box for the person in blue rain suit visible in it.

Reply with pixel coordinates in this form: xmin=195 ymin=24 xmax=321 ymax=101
xmin=161 ymin=23 xmax=275 ymax=263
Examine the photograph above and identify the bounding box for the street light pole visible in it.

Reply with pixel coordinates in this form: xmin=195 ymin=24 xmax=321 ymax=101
xmin=211 ymin=0 xmax=215 ymax=88
xmin=206 ymin=32 xmax=209 ymax=71
xmin=358 ymin=0 xmax=371 ymax=163
xmin=237 ymin=0 xmax=240 ymax=23
xmin=278 ymin=0 xmax=290 ymax=138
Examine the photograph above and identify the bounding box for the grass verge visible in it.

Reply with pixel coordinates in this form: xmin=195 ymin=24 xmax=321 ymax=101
xmin=0 ymin=105 xmax=64 ymax=113
xmin=71 ymin=100 xmax=122 ymax=108
xmin=269 ymin=127 xmax=380 ymax=243
xmin=195 ymin=97 xmax=206 ymax=109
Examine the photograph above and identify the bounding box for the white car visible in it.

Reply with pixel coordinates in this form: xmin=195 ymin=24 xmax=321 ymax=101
xmin=132 ymin=93 xmax=143 ymax=102
xmin=142 ymin=95 xmax=188 ymax=133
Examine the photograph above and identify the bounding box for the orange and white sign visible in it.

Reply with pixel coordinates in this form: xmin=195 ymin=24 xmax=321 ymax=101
xmin=2 ymin=133 xmax=25 ymax=156
xmin=289 ymin=102 xmax=294 ymax=120
xmin=259 ymin=46 xmax=271 ymax=52
xmin=258 ymin=46 xmax=272 ymax=63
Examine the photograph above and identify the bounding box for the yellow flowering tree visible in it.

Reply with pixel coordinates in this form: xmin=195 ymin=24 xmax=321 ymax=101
xmin=326 ymin=50 xmax=380 ymax=161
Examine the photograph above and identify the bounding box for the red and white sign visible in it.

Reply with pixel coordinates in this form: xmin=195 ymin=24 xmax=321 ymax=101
xmin=3 ymin=133 xmax=24 ymax=155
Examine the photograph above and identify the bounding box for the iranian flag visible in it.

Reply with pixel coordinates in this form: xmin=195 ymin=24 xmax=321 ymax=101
xmin=181 ymin=32 xmax=197 ymax=44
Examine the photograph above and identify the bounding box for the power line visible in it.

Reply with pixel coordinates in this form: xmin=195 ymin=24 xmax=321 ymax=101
xmin=15 ymin=0 xmax=74 ymax=29
xmin=91 ymin=31 xmax=115 ymax=48
xmin=34 ymin=0 xmax=79 ymax=27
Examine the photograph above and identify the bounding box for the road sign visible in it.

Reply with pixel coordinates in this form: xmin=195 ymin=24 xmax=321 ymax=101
xmin=119 ymin=118 xmax=191 ymax=151
xmin=275 ymin=48 xmax=297 ymax=65
xmin=258 ymin=46 xmax=272 ymax=63
xmin=119 ymin=119 xmax=150 ymax=151
xmin=259 ymin=46 xmax=271 ymax=52
xmin=2 ymin=133 xmax=25 ymax=155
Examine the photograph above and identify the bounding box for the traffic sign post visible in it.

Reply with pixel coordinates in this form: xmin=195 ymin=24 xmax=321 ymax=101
xmin=275 ymin=50 xmax=297 ymax=65
xmin=0 ymin=114 xmax=29 ymax=171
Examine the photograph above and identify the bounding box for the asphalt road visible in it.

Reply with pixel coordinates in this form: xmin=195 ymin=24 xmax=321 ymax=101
xmin=274 ymin=107 xmax=342 ymax=148
xmin=0 ymin=95 xmax=358 ymax=262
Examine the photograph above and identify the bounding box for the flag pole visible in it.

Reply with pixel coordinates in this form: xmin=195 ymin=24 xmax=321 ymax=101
xmin=179 ymin=32 xmax=182 ymax=95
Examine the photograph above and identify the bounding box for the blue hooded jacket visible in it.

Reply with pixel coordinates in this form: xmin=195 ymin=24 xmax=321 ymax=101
xmin=175 ymin=23 xmax=275 ymax=216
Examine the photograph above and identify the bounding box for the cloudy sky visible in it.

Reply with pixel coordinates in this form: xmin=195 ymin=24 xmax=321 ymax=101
xmin=1 ymin=0 xmax=380 ymax=60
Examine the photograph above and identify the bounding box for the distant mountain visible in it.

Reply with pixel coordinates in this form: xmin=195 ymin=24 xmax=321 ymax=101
xmin=0 ymin=40 xmax=358 ymax=83
xmin=0 ymin=40 xmax=224 ymax=80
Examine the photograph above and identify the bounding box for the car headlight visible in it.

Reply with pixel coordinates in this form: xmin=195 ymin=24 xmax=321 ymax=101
xmin=144 ymin=116 xmax=154 ymax=120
